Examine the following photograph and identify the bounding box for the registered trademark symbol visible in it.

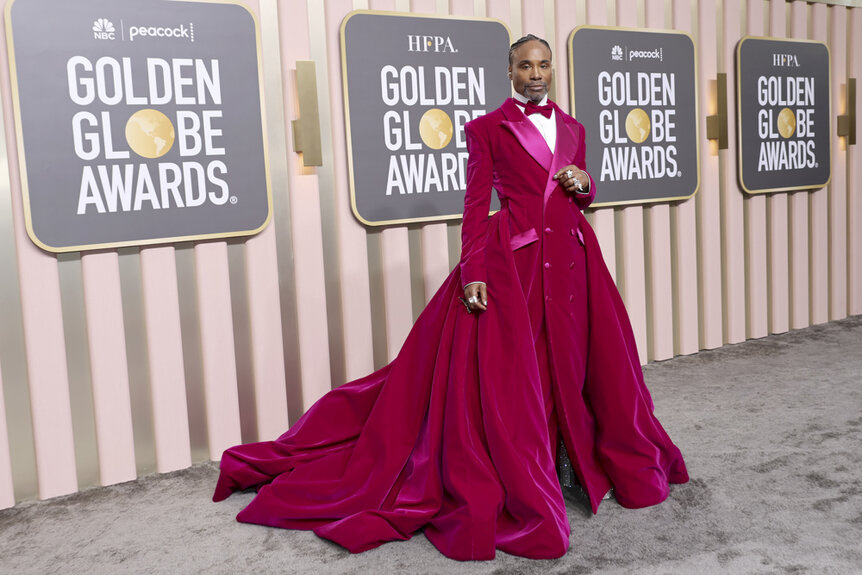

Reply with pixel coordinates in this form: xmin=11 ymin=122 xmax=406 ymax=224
xmin=814 ymin=163 xmax=818 ymax=168
xmin=230 ymin=196 xmax=238 ymax=205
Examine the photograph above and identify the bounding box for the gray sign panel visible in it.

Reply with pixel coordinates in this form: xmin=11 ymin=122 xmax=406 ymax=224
xmin=341 ymin=11 xmax=509 ymax=226
xmin=737 ymin=37 xmax=831 ymax=194
xmin=7 ymin=0 xmax=271 ymax=252
xmin=569 ymin=26 xmax=699 ymax=207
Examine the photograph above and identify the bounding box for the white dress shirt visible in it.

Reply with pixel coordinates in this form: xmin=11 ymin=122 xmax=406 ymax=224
xmin=513 ymin=92 xmax=556 ymax=153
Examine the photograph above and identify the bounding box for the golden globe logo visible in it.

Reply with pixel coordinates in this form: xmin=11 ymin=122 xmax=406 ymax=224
xmin=67 ymin=56 xmax=232 ymax=214
xmin=756 ymin=74 xmax=816 ymax=171
xmin=596 ymin=71 xmax=680 ymax=181
xmin=380 ymin=64 xmax=485 ymax=195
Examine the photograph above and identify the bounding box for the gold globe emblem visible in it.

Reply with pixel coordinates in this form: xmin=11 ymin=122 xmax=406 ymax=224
xmin=777 ymin=107 xmax=796 ymax=139
xmin=125 ymin=109 xmax=176 ymax=159
xmin=625 ymin=108 xmax=651 ymax=144
xmin=418 ymin=109 xmax=454 ymax=150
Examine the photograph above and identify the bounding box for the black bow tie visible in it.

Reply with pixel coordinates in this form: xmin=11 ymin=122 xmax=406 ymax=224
xmin=516 ymin=100 xmax=553 ymax=119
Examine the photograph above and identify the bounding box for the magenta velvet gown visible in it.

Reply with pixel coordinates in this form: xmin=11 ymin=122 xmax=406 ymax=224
xmin=213 ymin=99 xmax=689 ymax=561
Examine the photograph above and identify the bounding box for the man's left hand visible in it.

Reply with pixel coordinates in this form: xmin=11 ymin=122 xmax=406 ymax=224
xmin=553 ymin=165 xmax=589 ymax=194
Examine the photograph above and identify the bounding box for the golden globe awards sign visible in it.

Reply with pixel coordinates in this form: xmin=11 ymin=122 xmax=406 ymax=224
xmin=736 ymin=37 xmax=831 ymax=193
xmin=341 ymin=11 xmax=509 ymax=226
xmin=568 ymin=27 xmax=699 ymax=206
xmin=6 ymin=0 xmax=271 ymax=252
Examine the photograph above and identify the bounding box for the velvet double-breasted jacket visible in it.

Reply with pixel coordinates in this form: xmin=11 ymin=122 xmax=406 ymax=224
xmin=459 ymin=97 xmax=686 ymax=513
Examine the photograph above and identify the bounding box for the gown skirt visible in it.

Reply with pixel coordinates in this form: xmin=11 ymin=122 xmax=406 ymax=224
xmin=213 ymin=208 xmax=689 ymax=561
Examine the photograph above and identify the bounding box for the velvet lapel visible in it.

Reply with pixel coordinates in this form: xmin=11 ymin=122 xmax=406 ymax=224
xmin=543 ymin=102 xmax=580 ymax=208
xmin=500 ymin=99 xmax=553 ymax=173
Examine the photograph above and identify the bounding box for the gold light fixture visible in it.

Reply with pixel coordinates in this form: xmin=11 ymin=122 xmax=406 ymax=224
xmin=292 ymin=60 xmax=323 ymax=167
xmin=837 ymin=78 xmax=856 ymax=146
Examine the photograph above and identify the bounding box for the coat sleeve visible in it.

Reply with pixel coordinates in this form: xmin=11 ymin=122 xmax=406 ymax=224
xmin=573 ymin=121 xmax=596 ymax=210
xmin=459 ymin=120 xmax=494 ymax=287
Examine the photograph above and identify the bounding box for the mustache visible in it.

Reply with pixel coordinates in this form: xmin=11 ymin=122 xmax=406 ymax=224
xmin=521 ymin=82 xmax=549 ymax=99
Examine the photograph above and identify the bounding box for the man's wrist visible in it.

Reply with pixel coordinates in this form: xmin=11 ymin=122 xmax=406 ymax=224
xmin=575 ymin=169 xmax=591 ymax=194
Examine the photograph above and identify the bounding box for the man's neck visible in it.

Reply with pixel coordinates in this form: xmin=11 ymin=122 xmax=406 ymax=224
xmin=513 ymin=92 xmax=549 ymax=106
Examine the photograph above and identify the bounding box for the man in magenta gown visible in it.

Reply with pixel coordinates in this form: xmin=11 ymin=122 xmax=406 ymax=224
xmin=213 ymin=34 xmax=689 ymax=561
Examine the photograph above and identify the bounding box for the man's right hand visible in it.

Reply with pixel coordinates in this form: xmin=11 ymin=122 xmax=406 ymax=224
xmin=463 ymin=282 xmax=488 ymax=312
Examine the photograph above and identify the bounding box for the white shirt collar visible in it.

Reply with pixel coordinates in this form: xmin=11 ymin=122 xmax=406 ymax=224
xmin=513 ymin=92 xmax=549 ymax=106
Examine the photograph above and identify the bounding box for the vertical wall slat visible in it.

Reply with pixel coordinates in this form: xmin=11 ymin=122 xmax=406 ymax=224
xmin=243 ymin=226 xmax=289 ymax=440
xmin=280 ymin=0 xmax=333 ymax=407
xmin=0 ymin=40 xmax=37 ymax=501
xmin=788 ymin=1 xmax=810 ymax=329
xmin=720 ymin=0 xmax=746 ymax=344
xmin=670 ymin=0 xmax=699 ymax=356
xmin=616 ymin=208 xmax=649 ymax=364
xmin=57 ymin=256 xmax=99 ymax=489
xmin=414 ymin=0 xmax=454 ymax=310
xmin=306 ymin=0 xmax=346 ymax=389
xmin=193 ymin=242 xmax=242 ymax=458
xmin=0 ymin=27 xmax=78 ymax=497
xmin=117 ymin=249 xmax=157 ymax=476
xmin=174 ymin=245 xmax=207 ymax=462
xmin=744 ymin=0 xmax=769 ymax=340
xmin=553 ymin=0 xmax=577 ymax=116
xmin=140 ymin=246 xmax=191 ymax=473
xmin=809 ymin=3 xmax=829 ymax=325
xmin=849 ymin=8 xmax=862 ymax=315
xmin=585 ymin=0 xmax=616 ymax=282
xmin=766 ymin=0 xmax=790 ymax=335
xmin=226 ymin=243 xmax=256 ymax=446
xmin=0 ymin=368 xmax=14 ymax=508
xmin=380 ymin=229 xmax=414 ymax=360
xmin=259 ymin=0 xmax=304 ymax=426
xmin=520 ymin=0 xmax=544 ymax=33
xmin=367 ymin=0 xmax=414 ymax=363
xmin=508 ymin=0 xmax=522 ymax=37
xmin=645 ymin=203 xmax=674 ymax=361
xmin=643 ymin=0 xmax=674 ymax=362
xmin=325 ymin=0 xmax=375 ymax=382
xmin=696 ymin=0 xmax=723 ymax=349
xmin=486 ymin=0 xmax=510 ymax=27
xmin=827 ymin=6 xmax=847 ymax=321
xmin=613 ymin=0 xmax=648 ymax=365
xmin=81 ymin=252 xmax=136 ymax=485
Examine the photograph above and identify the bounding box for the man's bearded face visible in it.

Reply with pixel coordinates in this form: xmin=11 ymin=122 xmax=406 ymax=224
xmin=508 ymin=40 xmax=552 ymax=102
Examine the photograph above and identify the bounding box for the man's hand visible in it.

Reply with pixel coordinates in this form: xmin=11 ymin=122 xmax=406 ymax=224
xmin=463 ymin=282 xmax=488 ymax=312
xmin=553 ymin=165 xmax=589 ymax=194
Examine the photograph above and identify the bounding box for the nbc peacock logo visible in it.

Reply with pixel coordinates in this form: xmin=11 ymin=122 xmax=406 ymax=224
xmin=92 ymin=18 xmax=115 ymax=40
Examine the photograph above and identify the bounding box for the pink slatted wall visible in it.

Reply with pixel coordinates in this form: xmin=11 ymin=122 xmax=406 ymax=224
xmin=0 ymin=0 xmax=858 ymax=507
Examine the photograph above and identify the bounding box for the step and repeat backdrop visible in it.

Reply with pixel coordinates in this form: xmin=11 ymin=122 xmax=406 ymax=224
xmin=7 ymin=4 xmax=837 ymax=242
xmin=0 ymin=0 xmax=857 ymax=509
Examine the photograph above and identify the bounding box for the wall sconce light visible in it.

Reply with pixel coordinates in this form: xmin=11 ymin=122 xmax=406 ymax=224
xmin=837 ymin=78 xmax=856 ymax=146
xmin=292 ymin=60 xmax=323 ymax=167
xmin=706 ymin=72 xmax=728 ymax=150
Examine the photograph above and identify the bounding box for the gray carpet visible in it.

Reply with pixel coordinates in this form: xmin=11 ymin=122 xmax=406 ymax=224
xmin=1 ymin=317 xmax=861 ymax=574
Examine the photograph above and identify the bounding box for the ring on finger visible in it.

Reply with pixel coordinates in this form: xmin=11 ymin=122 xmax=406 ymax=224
xmin=468 ymin=296 xmax=479 ymax=304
